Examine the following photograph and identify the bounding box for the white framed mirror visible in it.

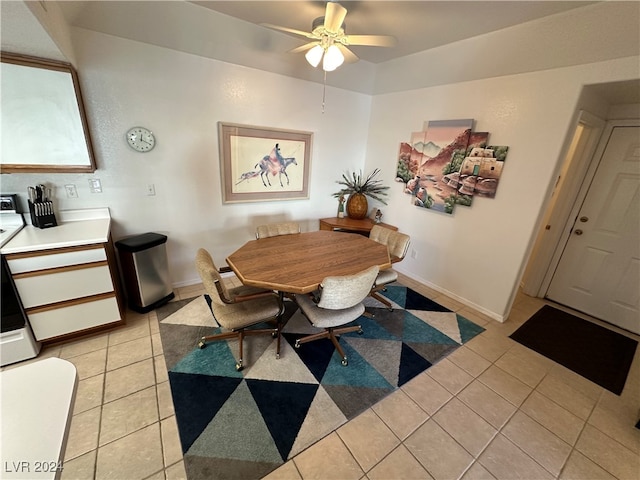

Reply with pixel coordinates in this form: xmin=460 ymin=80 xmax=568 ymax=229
xmin=0 ymin=52 xmax=97 ymax=174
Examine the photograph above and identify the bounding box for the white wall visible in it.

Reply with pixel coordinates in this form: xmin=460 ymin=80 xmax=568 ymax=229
xmin=0 ymin=29 xmax=373 ymax=286
xmin=365 ymin=56 xmax=640 ymax=321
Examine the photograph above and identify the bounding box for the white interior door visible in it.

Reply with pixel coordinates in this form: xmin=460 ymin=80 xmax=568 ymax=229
xmin=546 ymin=125 xmax=640 ymax=334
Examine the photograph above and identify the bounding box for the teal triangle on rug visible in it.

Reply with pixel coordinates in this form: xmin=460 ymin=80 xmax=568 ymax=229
xmin=157 ymin=283 xmax=485 ymax=480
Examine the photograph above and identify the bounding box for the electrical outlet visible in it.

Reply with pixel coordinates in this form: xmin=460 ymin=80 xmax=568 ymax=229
xmin=410 ymin=248 xmax=418 ymax=260
xmin=89 ymin=178 xmax=102 ymax=193
xmin=65 ymin=184 xmax=78 ymax=198
xmin=146 ymin=184 xmax=156 ymax=196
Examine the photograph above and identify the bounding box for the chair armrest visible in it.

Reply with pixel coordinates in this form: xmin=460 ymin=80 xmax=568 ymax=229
xmin=309 ymin=291 xmax=321 ymax=304
xmin=233 ymin=291 xmax=277 ymax=303
xmin=294 ymin=291 xmax=320 ymax=305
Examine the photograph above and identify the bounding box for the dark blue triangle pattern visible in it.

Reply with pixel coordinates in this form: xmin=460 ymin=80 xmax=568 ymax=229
xmin=159 ymin=283 xmax=485 ymax=480
xmin=246 ymin=379 xmax=319 ymax=460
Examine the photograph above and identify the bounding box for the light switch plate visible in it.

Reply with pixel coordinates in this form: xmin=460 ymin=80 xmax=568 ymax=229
xmin=89 ymin=178 xmax=102 ymax=193
xmin=65 ymin=185 xmax=78 ymax=198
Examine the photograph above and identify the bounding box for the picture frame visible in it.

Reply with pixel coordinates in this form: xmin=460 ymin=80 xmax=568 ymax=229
xmin=218 ymin=122 xmax=313 ymax=203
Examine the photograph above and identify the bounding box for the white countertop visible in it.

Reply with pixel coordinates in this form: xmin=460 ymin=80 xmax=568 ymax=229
xmin=0 ymin=357 xmax=77 ymax=479
xmin=0 ymin=208 xmax=111 ymax=255
xmin=0 ymin=213 xmax=26 ymax=249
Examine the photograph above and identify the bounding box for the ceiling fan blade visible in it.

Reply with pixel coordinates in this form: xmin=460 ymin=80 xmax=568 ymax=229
xmin=336 ymin=44 xmax=359 ymax=64
xmin=261 ymin=23 xmax=317 ymax=39
xmin=324 ymin=2 xmax=347 ymax=33
xmin=344 ymin=34 xmax=397 ymax=47
xmin=289 ymin=42 xmax=320 ymax=54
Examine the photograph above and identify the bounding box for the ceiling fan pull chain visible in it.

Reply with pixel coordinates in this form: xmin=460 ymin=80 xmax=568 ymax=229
xmin=322 ymin=70 xmax=327 ymax=113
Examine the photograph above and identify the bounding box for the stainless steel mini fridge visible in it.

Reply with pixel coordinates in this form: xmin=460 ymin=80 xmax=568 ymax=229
xmin=115 ymin=232 xmax=174 ymax=313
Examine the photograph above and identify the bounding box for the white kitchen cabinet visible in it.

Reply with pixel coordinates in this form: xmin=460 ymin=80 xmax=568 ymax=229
xmin=13 ymin=261 xmax=114 ymax=308
xmin=7 ymin=244 xmax=106 ymax=273
xmin=27 ymin=296 xmax=121 ymax=340
xmin=1 ymin=208 xmax=125 ymax=343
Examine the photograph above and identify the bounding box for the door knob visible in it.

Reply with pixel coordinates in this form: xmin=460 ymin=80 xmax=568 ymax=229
xmin=574 ymin=229 xmax=583 ymax=235
xmin=579 ymin=216 xmax=589 ymax=222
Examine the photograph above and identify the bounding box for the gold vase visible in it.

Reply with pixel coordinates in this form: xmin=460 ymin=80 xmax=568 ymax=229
xmin=346 ymin=193 xmax=368 ymax=219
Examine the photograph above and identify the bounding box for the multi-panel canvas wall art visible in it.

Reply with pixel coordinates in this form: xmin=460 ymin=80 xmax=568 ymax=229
xmin=396 ymin=119 xmax=509 ymax=215
xmin=444 ymin=132 xmax=489 ymax=207
xmin=472 ymin=145 xmax=509 ymax=198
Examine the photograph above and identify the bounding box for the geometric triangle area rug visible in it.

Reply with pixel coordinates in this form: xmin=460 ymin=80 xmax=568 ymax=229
xmin=157 ymin=283 xmax=485 ymax=480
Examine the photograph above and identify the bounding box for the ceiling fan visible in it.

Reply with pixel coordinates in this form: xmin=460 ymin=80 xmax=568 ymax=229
xmin=261 ymin=1 xmax=397 ymax=72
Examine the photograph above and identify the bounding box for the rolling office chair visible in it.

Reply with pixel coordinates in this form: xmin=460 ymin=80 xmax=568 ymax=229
xmin=256 ymin=222 xmax=301 ymax=239
xmin=195 ymin=248 xmax=284 ymax=371
xmin=368 ymin=225 xmax=411 ymax=312
xmin=294 ymin=265 xmax=379 ymax=366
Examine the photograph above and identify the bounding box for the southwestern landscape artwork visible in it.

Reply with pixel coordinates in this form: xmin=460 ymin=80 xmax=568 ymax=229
xmin=396 ymin=119 xmax=509 ymax=214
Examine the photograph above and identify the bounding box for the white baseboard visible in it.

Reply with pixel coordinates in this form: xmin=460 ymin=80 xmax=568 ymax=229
xmin=395 ymin=267 xmax=506 ymax=323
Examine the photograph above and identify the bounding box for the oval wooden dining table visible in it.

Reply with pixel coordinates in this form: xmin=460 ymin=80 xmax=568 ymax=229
xmin=226 ymin=230 xmax=391 ymax=295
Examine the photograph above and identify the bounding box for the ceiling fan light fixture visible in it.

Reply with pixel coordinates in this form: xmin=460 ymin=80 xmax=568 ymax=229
xmin=264 ymin=1 xmax=395 ymax=77
xmin=305 ymin=44 xmax=324 ymax=68
xmin=322 ymin=44 xmax=344 ymax=72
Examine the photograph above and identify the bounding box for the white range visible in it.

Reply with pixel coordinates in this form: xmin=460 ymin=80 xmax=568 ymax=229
xmin=0 ymin=199 xmax=41 ymax=367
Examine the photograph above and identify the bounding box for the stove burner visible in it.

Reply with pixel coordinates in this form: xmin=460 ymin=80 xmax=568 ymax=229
xmin=0 ymin=229 xmax=4 ymax=233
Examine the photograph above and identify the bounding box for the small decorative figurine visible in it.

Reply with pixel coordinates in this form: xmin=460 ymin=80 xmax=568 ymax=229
xmin=374 ymin=209 xmax=383 ymax=223
xmin=337 ymin=195 xmax=345 ymax=218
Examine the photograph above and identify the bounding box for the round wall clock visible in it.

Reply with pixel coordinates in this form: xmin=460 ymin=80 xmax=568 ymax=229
xmin=126 ymin=126 xmax=156 ymax=152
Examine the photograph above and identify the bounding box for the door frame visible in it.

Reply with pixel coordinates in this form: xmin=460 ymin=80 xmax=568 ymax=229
xmin=521 ymin=111 xmax=605 ymax=297
xmin=523 ymin=116 xmax=640 ymax=298
xmin=542 ymin=118 xmax=639 ymax=298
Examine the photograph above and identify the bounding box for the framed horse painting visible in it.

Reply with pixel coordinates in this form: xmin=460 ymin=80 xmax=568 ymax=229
xmin=218 ymin=122 xmax=313 ymax=203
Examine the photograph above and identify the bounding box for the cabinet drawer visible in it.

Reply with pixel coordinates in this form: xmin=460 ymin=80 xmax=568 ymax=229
xmin=7 ymin=245 xmax=107 ymax=275
xmin=28 ymin=296 xmax=121 ymax=341
xmin=7 ymin=246 xmax=106 ymax=274
xmin=15 ymin=264 xmax=114 ymax=308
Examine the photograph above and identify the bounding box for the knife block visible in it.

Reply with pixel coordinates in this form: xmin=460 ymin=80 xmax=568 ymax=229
xmin=28 ymin=200 xmax=57 ymax=229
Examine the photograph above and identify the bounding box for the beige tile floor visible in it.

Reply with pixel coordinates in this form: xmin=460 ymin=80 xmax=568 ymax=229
xmin=4 ymin=273 xmax=640 ymax=479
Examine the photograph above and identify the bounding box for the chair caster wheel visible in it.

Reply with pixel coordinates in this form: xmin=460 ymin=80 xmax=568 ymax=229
xmin=198 ymin=341 xmax=206 ymax=349
xmin=357 ymin=329 xmax=364 ymax=335
xmin=387 ymin=307 xmax=394 ymax=312
xmin=294 ymin=340 xmax=301 ymax=349
xmin=276 ymin=353 xmax=280 ymax=360
xmin=235 ymin=362 xmax=244 ymax=371
xmin=271 ymin=332 xmax=278 ymax=338
xmin=341 ymin=358 xmax=348 ymax=366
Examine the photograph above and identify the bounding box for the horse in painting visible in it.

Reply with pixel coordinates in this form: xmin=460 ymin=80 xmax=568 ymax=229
xmin=255 ymin=143 xmax=298 ymax=187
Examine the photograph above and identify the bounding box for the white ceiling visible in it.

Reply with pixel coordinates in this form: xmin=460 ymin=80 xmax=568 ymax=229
xmin=57 ymin=0 xmax=599 ymax=65
xmin=185 ymin=1 xmax=596 ymax=64
xmin=2 ymin=1 xmax=638 ymax=101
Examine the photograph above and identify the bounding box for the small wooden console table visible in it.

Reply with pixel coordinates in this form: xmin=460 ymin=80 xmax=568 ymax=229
xmin=319 ymin=217 xmax=397 ymax=235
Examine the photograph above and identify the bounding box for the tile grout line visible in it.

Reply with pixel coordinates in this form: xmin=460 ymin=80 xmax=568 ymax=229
xmin=360 ymin=330 xmax=504 ymax=478
xmin=499 ymin=342 xmax=633 ymax=478
xmin=91 ymin=343 xmax=109 ymax=479
xmin=472 ymin=339 xmax=557 ymax=477
xmin=424 ymin=334 xmax=555 ymax=479
xmin=462 ymin=330 xmax=633 ymax=480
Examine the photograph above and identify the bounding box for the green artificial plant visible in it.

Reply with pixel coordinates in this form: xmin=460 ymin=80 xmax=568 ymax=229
xmin=332 ymin=168 xmax=390 ymax=205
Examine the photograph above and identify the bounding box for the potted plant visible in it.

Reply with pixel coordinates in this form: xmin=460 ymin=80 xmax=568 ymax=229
xmin=333 ymin=168 xmax=389 ymax=219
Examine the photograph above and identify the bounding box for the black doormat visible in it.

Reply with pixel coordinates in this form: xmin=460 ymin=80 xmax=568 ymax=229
xmin=510 ymin=305 xmax=637 ymax=395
